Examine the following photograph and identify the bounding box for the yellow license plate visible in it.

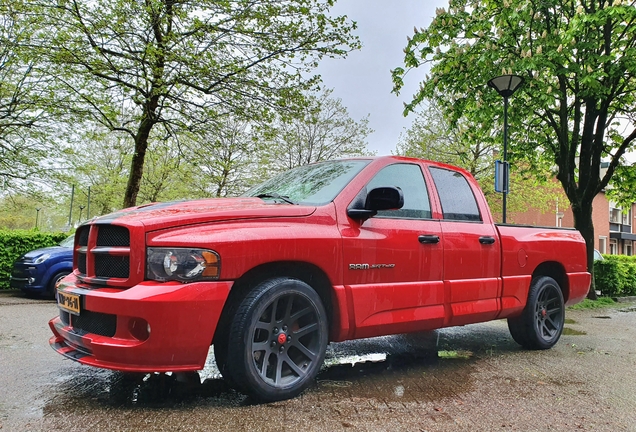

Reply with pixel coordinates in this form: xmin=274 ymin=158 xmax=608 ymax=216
xmin=57 ymin=291 xmax=81 ymax=315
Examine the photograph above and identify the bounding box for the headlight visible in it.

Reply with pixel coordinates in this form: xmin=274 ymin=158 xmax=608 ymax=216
xmin=146 ymin=248 xmax=220 ymax=282
xmin=34 ymin=254 xmax=51 ymax=265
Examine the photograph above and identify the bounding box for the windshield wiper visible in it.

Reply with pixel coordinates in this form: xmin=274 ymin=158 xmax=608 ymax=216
xmin=256 ymin=193 xmax=297 ymax=205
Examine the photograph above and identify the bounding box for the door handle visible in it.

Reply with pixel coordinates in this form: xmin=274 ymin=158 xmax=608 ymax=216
xmin=479 ymin=236 xmax=496 ymax=245
xmin=418 ymin=235 xmax=440 ymax=244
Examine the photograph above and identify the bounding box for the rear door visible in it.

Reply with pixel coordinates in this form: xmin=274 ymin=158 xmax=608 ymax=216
xmin=428 ymin=166 xmax=501 ymax=326
xmin=341 ymin=162 xmax=445 ymax=338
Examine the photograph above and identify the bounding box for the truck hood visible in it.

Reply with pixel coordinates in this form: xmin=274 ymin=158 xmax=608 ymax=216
xmin=92 ymin=197 xmax=317 ymax=230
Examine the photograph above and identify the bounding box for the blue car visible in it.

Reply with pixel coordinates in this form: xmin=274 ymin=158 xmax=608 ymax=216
xmin=10 ymin=235 xmax=74 ymax=298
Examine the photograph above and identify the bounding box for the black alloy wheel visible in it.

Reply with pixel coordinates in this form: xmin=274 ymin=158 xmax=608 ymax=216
xmin=48 ymin=271 xmax=70 ymax=299
xmin=508 ymin=276 xmax=565 ymax=350
xmin=226 ymin=278 xmax=328 ymax=401
xmin=533 ymin=280 xmax=564 ymax=344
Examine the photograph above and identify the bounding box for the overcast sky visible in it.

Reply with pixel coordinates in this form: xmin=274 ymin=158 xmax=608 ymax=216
xmin=316 ymin=0 xmax=448 ymax=156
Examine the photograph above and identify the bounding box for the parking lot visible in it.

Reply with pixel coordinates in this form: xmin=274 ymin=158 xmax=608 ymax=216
xmin=1 ymin=290 xmax=635 ymax=431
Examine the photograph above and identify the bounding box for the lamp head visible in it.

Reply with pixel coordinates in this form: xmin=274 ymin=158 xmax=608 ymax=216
xmin=487 ymin=74 xmax=525 ymax=98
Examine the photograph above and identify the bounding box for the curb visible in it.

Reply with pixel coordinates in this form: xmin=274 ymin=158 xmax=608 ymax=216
xmin=613 ymin=296 xmax=636 ymax=303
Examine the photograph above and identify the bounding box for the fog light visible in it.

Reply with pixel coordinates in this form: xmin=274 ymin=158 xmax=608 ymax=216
xmin=28 ymin=277 xmax=35 ymax=284
xmin=129 ymin=318 xmax=150 ymax=341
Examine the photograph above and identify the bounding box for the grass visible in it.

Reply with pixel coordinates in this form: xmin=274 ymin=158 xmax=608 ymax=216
xmin=568 ymin=297 xmax=616 ymax=310
xmin=437 ymin=350 xmax=473 ymax=359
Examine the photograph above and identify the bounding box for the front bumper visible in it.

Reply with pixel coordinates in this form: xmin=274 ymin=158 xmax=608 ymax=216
xmin=49 ymin=273 xmax=233 ymax=372
xmin=10 ymin=263 xmax=45 ymax=291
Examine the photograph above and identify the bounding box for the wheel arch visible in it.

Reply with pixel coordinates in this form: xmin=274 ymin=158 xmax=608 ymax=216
xmin=532 ymin=261 xmax=569 ymax=302
xmin=213 ymin=261 xmax=335 ymax=346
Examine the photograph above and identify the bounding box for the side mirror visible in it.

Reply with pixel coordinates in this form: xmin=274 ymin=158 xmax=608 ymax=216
xmin=347 ymin=186 xmax=404 ymax=220
xmin=366 ymin=186 xmax=404 ymax=211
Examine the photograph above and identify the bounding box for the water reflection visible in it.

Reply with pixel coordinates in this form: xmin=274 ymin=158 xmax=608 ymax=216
xmin=43 ymin=325 xmax=517 ymax=411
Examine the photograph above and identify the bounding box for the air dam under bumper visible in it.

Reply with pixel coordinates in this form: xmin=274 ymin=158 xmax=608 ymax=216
xmin=49 ymin=275 xmax=233 ymax=373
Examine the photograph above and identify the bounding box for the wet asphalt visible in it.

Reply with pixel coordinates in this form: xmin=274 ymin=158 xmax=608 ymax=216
xmin=1 ymin=290 xmax=635 ymax=431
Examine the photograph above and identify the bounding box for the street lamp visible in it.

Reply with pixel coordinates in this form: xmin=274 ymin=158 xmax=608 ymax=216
xmin=487 ymin=74 xmax=525 ymax=224
xmin=35 ymin=208 xmax=41 ymax=229
xmin=79 ymin=205 xmax=85 ymax=223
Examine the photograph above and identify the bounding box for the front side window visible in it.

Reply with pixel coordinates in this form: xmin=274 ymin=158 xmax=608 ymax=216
xmin=244 ymin=160 xmax=370 ymax=205
xmin=366 ymin=163 xmax=432 ymax=219
xmin=429 ymin=167 xmax=481 ymax=222
xmin=59 ymin=235 xmax=75 ymax=248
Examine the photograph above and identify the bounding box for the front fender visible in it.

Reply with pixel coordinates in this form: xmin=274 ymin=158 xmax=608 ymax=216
xmin=43 ymin=261 xmax=73 ymax=285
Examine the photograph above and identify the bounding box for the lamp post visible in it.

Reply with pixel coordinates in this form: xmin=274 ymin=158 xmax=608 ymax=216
xmin=79 ymin=205 xmax=85 ymax=223
xmin=487 ymin=74 xmax=524 ymax=224
xmin=35 ymin=208 xmax=41 ymax=229
xmin=68 ymin=184 xmax=75 ymax=227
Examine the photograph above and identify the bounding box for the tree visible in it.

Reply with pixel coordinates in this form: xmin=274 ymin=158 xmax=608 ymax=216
xmin=396 ymin=101 xmax=494 ymax=178
xmin=0 ymin=4 xmax=58 ymax=190
xmin=606 ymin=162 xmax=636 ymax=208
xmin=392 ymin=0 xmax=636 ymax=298
xmin=395 ymin=101 xmax=566 ymax=219
xmin=137 ymin=138 xmax=193 ymax=203
xmin=181 ymin=118 xmax=262 ymax=198
xmin=264 ymin=89 xmax=374 ymax=173
xmin=182 ymin=90 xmax=374 ymax=198
xmin=27 ymin=0 xmax=360 ymax=207
xmin=65 ymin=129 xmax=131 ymax=217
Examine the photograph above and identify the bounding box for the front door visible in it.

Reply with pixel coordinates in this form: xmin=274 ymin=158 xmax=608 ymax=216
xmin=341 ymin=163 xmax=445 ymax=338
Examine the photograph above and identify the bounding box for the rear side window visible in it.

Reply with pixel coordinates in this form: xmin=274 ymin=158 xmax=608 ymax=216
xmin=366 ymin=163 xmax=432 ymax=219
xmin=429 ymin=167 xmax=481 ymax=222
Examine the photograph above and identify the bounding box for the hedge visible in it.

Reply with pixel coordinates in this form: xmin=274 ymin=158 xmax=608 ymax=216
xmin=0 ymin=230 xmax=69 ymax=290
xmin=594 ymin=255 xmax=636 ymax=297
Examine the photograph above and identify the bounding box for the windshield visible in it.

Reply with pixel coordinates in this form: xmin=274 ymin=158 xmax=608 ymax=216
xmin=243 ymin=160 xmax=370 ymax=205
xmin=59 ymin=235 xmax=75 ymax=248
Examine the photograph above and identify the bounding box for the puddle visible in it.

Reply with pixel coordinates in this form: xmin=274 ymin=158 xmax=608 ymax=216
xmin=323 ymin=352 xmax=388 ymax=367
xmin=43 ymin=345 xmax=477 ymax=411
xmin=41 ymin=328 xmax=508 ymax=416
xmin=562 ymin=327 xmax=587 ymax=336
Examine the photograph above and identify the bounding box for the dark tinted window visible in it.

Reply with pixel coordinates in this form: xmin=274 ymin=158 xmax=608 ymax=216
xmin=429 ymin=167 xmax=481 ymax=221
xmin=366 ymin=164 xmax=432 ymax=219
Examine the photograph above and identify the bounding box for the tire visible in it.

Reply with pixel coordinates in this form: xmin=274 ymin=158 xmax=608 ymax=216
xmin=507 ymin=276 xmax=565 ymax=350
xmin=226 ymin=277 xmax=328 ymax=402
xmin=48 ymin=271 xmax=70 ymax=299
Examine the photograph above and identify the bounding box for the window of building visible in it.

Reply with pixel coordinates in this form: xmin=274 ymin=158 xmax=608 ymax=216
xmin=625 ymin=242 xmax=633 ymax=256
xmin=610 ymin=207 xmax=621 ymax=224
xmin=599 ymin=236 xmax=607 ymax=254
xmin=429 ymin=167 xmax=481 ymax=222
xmin=623 ymin=208 xmax=632 ymax=226
xmin=609 ymin=239 xmax=618 ymax=255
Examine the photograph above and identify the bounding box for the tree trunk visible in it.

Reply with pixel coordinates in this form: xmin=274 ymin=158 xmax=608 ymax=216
xmin=123 ymin=95 xmax=159 ymax=208
xmin=123 ymin=117 xmax=155 ymax=208
xmin=571 ymin=202 xmax=597 ymax=300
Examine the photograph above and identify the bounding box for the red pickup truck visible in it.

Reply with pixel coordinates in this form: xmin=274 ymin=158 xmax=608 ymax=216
xmin=50 ymin=156 xmax=590 ymax=401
